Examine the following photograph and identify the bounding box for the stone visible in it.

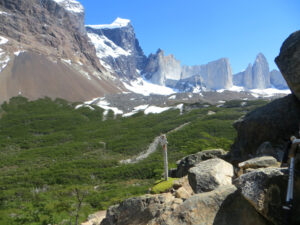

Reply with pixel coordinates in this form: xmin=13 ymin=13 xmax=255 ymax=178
xmin=256 ymin=141 xmax=275 ymax=157
xmin=100 ymin=193 xmax=175 ymax=225
xmin=172 ymin=176 xmax=194 ymax=195
xmin=275 ymin=30 xmax=300 ymax=101
xmin=175 ymin=149 xmax=227 ymax=177
xmin=238 ymin=156 xmax=279 ymax=169
xmin=234 ymin=167 xmax=291 ymax=225
xmin=175 ymin=187 xmax=190 ymax=199
xmin=150 ymin=185 xmax=271 ymax=225
xmin=188 ymin=158 xmax=234 ymax=193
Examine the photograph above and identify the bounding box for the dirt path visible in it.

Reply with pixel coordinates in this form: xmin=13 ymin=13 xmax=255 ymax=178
xmin=120 ymin=122 xmax=190 ymax=164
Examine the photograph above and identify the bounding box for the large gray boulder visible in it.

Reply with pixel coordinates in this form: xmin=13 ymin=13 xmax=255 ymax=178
xmin=100 ymin=193 xmax=175 ymax=225
xmin=234 ymin=168 xmax=290 ymax=225
xmin=188 ymin=158 xmax=234 ymax=193
xmin=174 ymin=149 xmax=227 ymax=178
xmin=275 ymin=30 xmax=300 ymax=100
xmin=238 ymin=156 xmax=279 ymax=170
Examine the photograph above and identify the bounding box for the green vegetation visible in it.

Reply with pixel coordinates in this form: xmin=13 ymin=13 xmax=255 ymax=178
xmin=151 ymin=178 xmax=178 ymax=194
xmin=0 ymin=96 xmax=268 ymax=225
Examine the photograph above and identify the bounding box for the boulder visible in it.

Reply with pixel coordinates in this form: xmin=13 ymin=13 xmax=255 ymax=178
xmin=275 ymin=30 xmax=300 ymax=101
xmin=256 ymin=141 xmax=275 ymax=157
xmin=175 ymin=149 xmax=227 ymax=177
xmin=188 ymin=158 xmax=234 ymax=193
xmin=238 ymin=156 xmax=279 ymax=170
xmin=234 ymin=168 xmax=288 ymax=225
xmin=230 ymin=94 xmax=300 ymax=162
xmin=150 ymin=185 xmax=272 ymax=225
xmin=100 ymin=193 xmax=175 ymax=225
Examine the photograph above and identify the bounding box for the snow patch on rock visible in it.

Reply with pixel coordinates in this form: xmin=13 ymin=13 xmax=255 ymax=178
xmin=86 ymin=18 xmax=130 ymax=30
xmin=0 ymin=36 xmax=8 ymax=45
xmin=87 ymin=33 xmax=131 ymax=59
xmin=52 ymin=0 xmax=84 ymax=13
xmin=123 ymin=78 xmax=176 ymax=96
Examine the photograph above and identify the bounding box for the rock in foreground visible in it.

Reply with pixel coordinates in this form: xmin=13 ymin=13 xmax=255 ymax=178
xmin=188 ymin=158 xmax=234 ymax=193
xmin=175 ymin=149 xmax=227 ymax=177
xmin=275 ymin=30 xmax=300 ymax=101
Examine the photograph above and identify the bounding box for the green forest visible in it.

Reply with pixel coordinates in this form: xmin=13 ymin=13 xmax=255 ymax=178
xmin=0 ymin=96 xmax=268 ymax=225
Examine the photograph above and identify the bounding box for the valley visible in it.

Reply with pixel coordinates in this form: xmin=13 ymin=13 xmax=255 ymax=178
xmin=0 ymin=96 xmax=267 ymax=224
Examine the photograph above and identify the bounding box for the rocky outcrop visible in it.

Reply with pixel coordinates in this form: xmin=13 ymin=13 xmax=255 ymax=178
xmin=230 ymin=94 xmax=300 ymax=162
xmin=188 ymin=158 xmax=234 ymax=193
xmin=233 ymin=53 xmax=286 ymax=90
xmin=99 ymin=147 xmax=300 ymax=225
xmin=252 ymin=53 xmax=271 ymax=89
xmin=233 ymin=63 xmax=253 ymax=89
xmin=275 ymin=30 xmax=300 ymax=100
xmin=143 ymin=49 xmax=181 ymax=85
xmin=100 ymin=193 xmax=176 ymax=225
xmin=101 ymin=185 xmax=271 ymax=225
xmin=181 ymin=58 xmax=233 ymax=90
xmin=234 ymin=168 xmax=288 ymax=225
xmin=174 ymin=149 xmax=227 ymax=177
xmin=86 ymin=18 xmax=147 ymax=80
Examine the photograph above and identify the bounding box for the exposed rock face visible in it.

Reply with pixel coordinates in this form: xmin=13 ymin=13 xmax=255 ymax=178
xmin=252 ymin=53 xmax=271 ymax=89
xmin=270 ymin=69 xmax=288 ymax=89
xmin=275 ymin=30 xmax=300 ymax=100
xmin=234 ymin=168 xmax=289 ymax=225
xmin=233 ymin=63 xmax=253 ymax=89
xmin=233 ymin=53 xmax=286 ymax=90
xmin=230 ymin=94 xmax=300 ymax=162
xmin=188 ymin=158 xmax=234 ymax=193
xmin=0 ymin=0 xmax=121 ymax=102
xmin=174 ymin=149 xmax=227 ymax=177
xmin=86 ymin=18 xmax=147 ymax=80
xmin=181 ymin=58 xmax=233 ymax=90
xmin=143 ymin=49 xmax=181 ymax=85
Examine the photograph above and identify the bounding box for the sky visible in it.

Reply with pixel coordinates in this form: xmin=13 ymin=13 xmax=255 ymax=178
xmin=78 ymin=0 xmax=300 ymax=73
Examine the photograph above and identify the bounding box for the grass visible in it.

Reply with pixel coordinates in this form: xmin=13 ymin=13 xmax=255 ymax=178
xmin=151 ymin=178 xmax=178 ymax=194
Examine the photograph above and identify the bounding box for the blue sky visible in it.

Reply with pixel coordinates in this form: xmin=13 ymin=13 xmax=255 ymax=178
xmin=78 ymin=0 xmax=299 ymax=73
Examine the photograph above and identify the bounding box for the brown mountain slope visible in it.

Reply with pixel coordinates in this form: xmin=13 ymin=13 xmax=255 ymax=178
xmin=0 ymin=52 xmax=120 ymax=103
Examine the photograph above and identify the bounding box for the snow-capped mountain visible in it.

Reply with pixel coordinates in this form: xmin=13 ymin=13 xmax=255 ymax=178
xmin=86 ymin=18 xmax=147 ymax=80
xmin=86 ymin=17 xmax=288 ymax=95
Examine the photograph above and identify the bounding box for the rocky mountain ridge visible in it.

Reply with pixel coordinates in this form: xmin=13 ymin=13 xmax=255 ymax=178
xmin=87 ymin=17 xmax=288 ymax=92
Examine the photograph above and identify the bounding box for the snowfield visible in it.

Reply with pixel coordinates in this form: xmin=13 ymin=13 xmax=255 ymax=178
xmin=123 ymin=78 xmax=176 ymax=96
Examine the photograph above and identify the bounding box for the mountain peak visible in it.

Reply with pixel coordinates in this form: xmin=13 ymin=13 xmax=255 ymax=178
xmin=52 ymin=0 xmax=84 ymax=14
xmin=86 ymin=17 xmax=131 ymax=30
